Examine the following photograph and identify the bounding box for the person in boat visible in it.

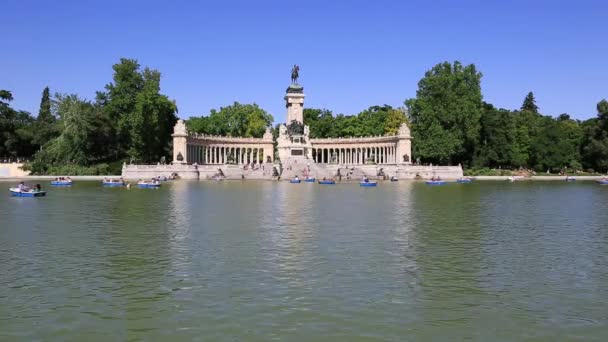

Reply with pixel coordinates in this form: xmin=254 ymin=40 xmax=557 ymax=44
xmin=66 ymin=177 xmax=72 ymax=181
xmin=294 ymin=175 xmax=299 ymax=181
xmin=17 ymin=181 xmax=29 ymax=192
xmin=33 ymin=184 xmax=42 ymax=192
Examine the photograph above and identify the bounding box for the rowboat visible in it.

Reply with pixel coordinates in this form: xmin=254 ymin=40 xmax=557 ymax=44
xmin=10 ymin=188 xmax=46 ymax=197
xmin=137 ymin=181 xmax=161 ymax=188
xmin=304 ymin=178 xmax=316 ymax=182
xmin=596 ymin=179 xmax=608 ymax=185
xmin=102 ymin=180 xmax=125 ymax=187
xmin=456 ymin=177 xmax=473 ymax=183
xmin=51 ymin=180 xmax=73 ymax=186
xmin=318 ymin=180 xmax=336 ymax=185
xmin=565 ymin=176 xmax=576 ymax=181
xmin=359 ymin=181 xmax=377 ymax=187
xmin=390 ymin=177 xmax=398 ymax=182
xmin=290 ymin=179 xmax=301 ymax=184
xmin=425 ymin=180 xmax=446 ymax=185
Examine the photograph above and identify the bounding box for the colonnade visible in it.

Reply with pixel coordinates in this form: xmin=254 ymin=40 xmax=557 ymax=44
xmin=312 ymin=145 xmax=398 ymax=164
xmin=186 ymin=145 xmax=268 ymax=165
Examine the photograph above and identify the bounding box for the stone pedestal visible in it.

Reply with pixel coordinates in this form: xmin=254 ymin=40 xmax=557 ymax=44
xmin=172 ymin=119 xmax=188 ymax=164
xmin=278 ymin=84 xmax=313 ymax=162
xmin=285 ymin=84 xmax=305 ymax=124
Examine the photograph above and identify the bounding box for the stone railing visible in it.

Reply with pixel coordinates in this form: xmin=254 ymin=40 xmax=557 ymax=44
xmin=187 ymin=134 xmax=272 ymax=144
xmin=310 ymin=134 xmax=403 ymax=144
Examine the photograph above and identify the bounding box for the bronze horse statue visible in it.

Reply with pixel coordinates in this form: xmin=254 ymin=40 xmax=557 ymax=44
xmin=291 ymin=65 xmax=299 ymax=84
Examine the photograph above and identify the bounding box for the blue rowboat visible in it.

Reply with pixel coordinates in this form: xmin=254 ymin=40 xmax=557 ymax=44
xmin=456 ymin=178 xmax=472 ymax=183
xmin=318 ymin=180 xmax=336 ymax=185
xmin=290 ymin=179 xmax=301 ymax=184
xmin=596 ymin=180 xmax=608 ymax=185
xmin=10 ymin=188 xmax=46 ymax=197
xmin=360 ymin=181 xmax=377 ymax=187
xmin=137 ymin=182 xmax=161 ymax=188
xmin=102 ymin=181 xmax=125 ymax=187
xmin=305 ymin=178 xmax=316 ymax=182
xmin=425 ymin=180 xmax=446 ymax=185
xmin=51 ymin=180 xmax=73 ymax=186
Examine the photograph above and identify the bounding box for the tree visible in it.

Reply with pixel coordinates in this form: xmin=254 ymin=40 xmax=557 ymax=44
xmin=97 ymin=58 xmax=178 ymax=162
xmin=406 ymin=61 xmax=483 ymax=165
xmin=303 ymin=108 xmax=334 ymax=138
xmin=521 ymin=92 xmax=539 ymax=114
xmin=97 ymin=58 xmax=144 ymax=154
xmin=187 ymin=102 xmax=273 ymax=138
xmin=33 ymin=86 xmax=59 ymax=147
xmin=474 ymin=103 xmax=519 ymax=168
xmin=0 ymin=90 xmax=37 ymax=159
xmin=582 ymin=99 xmax=608 ymax=172
xmin=128 ymin=69 xmax=178 ymax=163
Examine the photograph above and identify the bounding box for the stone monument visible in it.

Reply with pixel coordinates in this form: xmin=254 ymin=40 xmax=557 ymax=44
xmin=277 ymin=65 xmax=313 ymax=161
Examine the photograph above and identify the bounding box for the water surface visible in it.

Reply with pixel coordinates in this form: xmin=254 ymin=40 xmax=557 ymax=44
xmin=1 ymin=180 xmax=607 ymax=341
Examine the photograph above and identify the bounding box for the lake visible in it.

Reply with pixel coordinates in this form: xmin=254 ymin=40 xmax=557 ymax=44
xmin=1 ymin=180 xmax=607 ymax=341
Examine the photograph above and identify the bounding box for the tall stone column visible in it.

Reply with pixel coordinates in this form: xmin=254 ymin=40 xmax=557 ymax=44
xmin=172 ymin=120 xmax=188 ymax=164
xmin=396 ymin=123 xmax=412 ymax=164
xmin=285 ymin=85 xmax=305 ymax=124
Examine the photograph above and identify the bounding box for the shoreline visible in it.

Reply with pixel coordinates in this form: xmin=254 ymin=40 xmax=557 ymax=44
xmin=1 ymin=175 xmax=606 ymax=182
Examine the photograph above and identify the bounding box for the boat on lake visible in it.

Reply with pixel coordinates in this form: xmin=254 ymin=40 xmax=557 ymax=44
xmin=390 ymin=176 xmax=398 ymax=182
xmin=137 ymin=181 xmax=161 ymax=188
xmin=290 ymin=178 xmax=301 ymax=184
xmin=10 ymin=188 xmax=46 ymax=197
xmin=51 ymin=180 xmax=73 ymax=186
xmin=102 ymin=178 xmax=125 ymax=187
xmin=565 ymin=176 xmax=576 ymax=181
xmin=425 ymin=180 xmax=446 ymax=185
xmin=596 ymin=179 xmax=608 ymax=185
xmin=456 ymin=177 xmax=473 ymax=183
xmin=360 ymin=181 xmax=377 ymax=187
xmin=305 ymin=177 xmax=316 ymax=182
xmin=318 ymin=179 xmax=336 ymax=185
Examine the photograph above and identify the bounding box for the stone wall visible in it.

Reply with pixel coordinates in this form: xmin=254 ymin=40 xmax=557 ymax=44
xmin=0 ymin=163 xmax=30 ymax=177
xmin=122 ymin=164 xmax=200 ymax=180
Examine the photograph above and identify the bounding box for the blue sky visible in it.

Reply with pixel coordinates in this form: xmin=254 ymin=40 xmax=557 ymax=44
xmin=3 ymin=0 xmax=607 ymax=122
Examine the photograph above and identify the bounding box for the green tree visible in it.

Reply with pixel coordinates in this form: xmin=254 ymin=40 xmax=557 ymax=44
xmin=33 ymin=86 xmax=59 ymax=147
xmin=474 ymin=103 xmax=519 ymax=168
xmin=187 ymin=102 xmax=273 ymax=138
xmin=127 ymin=69 xmax=178 ymax=163
xmin=521 ymin=91 xmax=539 ymax=114
xmin=97 ymin=58 xmax=144 ymax=154
xmin=303 ymin=108 xmax=334 ymax=138
xmin=406 ymin=61 xmax=483 ymax=165
xmin=0 ymin=90 xmax=37 ymax=159
xmin=582 ymin=99 xmax=608 ymax=172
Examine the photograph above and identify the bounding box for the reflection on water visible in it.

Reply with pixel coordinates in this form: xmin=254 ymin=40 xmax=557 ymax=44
xmin=1 ymin=181 xmax=608 ymax=340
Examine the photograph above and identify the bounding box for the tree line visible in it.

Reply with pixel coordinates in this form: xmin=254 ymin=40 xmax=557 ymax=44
xmin=0 ymin=58 xmax=178 ymax=174
xmin=2 ymin=59 xmax=608 ymax=174
xmin=406 ymin=61 xmax=608 ymax=173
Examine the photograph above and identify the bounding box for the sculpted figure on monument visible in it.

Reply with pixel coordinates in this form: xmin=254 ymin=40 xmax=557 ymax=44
xmin=291 ymin=64 xmax=300 ymax=84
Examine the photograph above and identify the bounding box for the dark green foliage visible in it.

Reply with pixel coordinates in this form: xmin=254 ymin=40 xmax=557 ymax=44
xmin=581 ymin=99 xmax=608 ymax=172
xmin=187 ymin=102 xmax=273 ymax=138
xmin=302 ymin=105 xmax=407 ymax=139
xmin=98 ymin=59 xmax=178 ymax=163
xmin=521 ymin=91 xmax=539 ymax=114
xmin=33 ymin=86 xmax=59 ymax=147
xmin=406 ymin=61 xmax=483 ymax=165
xmin=0 ymin=90 xmax=37 ymax=159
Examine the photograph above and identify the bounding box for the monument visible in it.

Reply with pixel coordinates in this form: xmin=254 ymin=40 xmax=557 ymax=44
xmin=122 ymin=65 xmax=463 ymax=180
